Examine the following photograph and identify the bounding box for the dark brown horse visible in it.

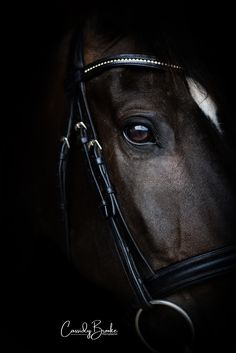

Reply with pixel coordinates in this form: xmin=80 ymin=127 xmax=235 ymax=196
xmin=26 ymin=9 xmax=236 ymax=353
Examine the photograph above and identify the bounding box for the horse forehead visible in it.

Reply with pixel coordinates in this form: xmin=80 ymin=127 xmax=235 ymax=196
xmin=87 ymin=70 xmax=183 ymax=119
xmin=92 ymin=68 xmax=180 ymax=97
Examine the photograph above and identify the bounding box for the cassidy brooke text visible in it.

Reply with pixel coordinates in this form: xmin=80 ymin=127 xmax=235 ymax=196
xmin=60 ymin=320 xmax=118 ymax=340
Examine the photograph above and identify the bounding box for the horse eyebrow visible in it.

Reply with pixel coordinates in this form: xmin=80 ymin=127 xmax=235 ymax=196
xmin=186 ymin=77 xmax=222 ymax=133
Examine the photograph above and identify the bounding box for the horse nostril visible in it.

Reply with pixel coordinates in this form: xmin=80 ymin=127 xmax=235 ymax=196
xmin=135 ymin=300 xmax=195 ymax=353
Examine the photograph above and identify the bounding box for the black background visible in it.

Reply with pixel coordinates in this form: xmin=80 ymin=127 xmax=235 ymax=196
xmin=6 ymin=1 xmax=236 ymax=352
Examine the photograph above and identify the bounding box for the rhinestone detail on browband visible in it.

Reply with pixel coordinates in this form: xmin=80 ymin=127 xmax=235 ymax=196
xmin=84 ymin=57 xmax=182 ymax=74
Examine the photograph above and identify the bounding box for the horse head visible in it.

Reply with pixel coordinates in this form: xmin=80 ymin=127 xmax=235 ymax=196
xmin=44 ymin=12 xmax=236 ymax=353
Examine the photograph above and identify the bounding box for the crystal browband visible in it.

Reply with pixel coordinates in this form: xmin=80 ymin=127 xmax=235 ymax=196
xmin=79 ymin=54 xmax=183 ymax=80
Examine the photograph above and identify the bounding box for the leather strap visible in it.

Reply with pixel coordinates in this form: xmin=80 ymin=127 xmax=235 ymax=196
xmin=146 ymin=243 xmax=236 ymax=297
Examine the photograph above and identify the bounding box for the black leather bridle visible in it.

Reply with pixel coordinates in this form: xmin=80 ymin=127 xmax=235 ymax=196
xmin=59 ymin=33 xmax=236 ymax=349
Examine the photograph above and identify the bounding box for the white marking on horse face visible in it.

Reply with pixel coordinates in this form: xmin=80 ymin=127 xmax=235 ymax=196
xmin=186 ymin=77 xmax=221 ymax=132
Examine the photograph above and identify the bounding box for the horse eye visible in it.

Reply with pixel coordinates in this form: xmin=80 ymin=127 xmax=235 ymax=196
xmin=123 ymin=124 xmax=156 ymax=145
